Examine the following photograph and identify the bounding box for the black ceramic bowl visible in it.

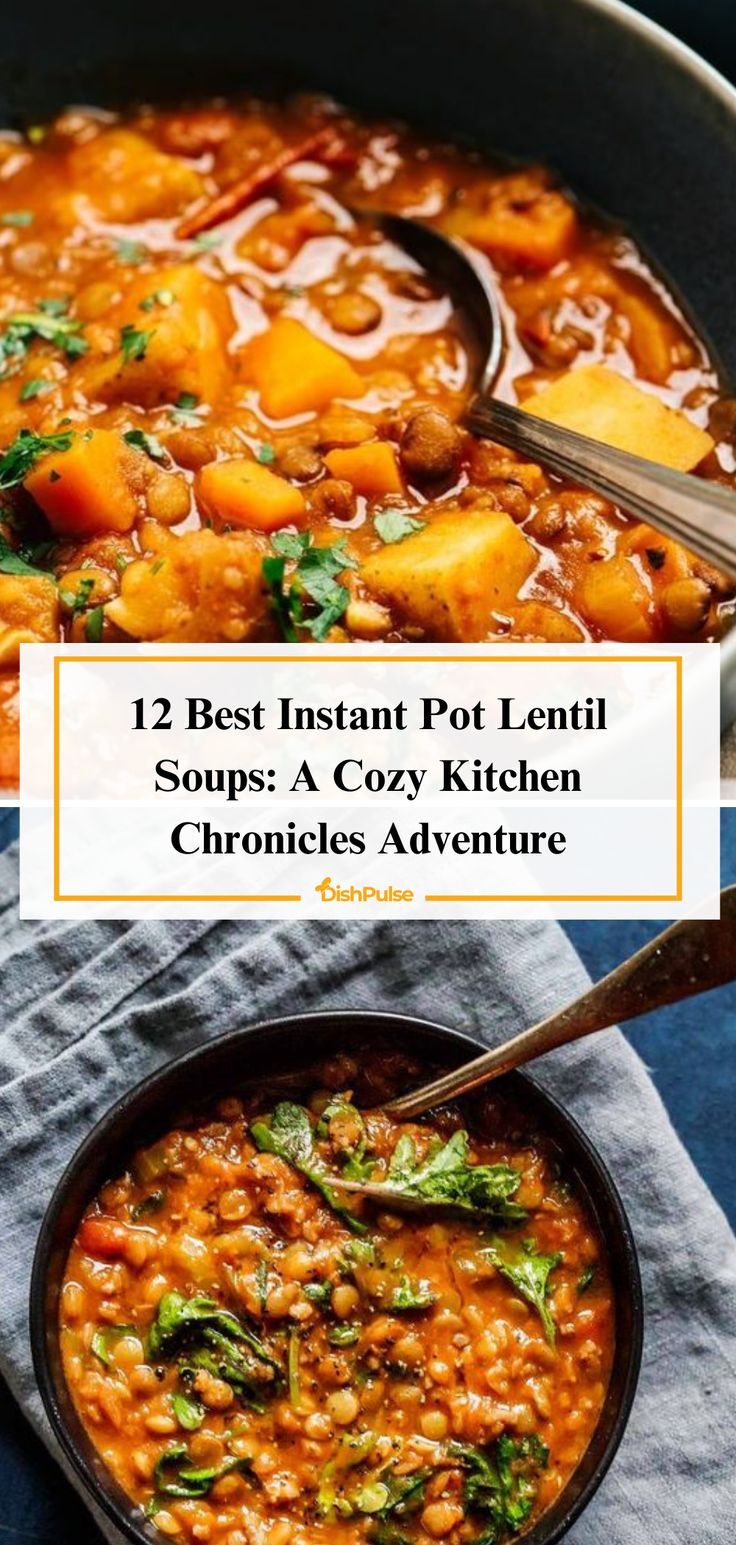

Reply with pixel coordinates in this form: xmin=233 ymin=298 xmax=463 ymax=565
xmin=30 ymin=1011 xmax=643 ymax=1545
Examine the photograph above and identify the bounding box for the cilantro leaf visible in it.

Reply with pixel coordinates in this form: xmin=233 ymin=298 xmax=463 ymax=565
xmin=0 ymin=427 xmax=73 ymax=488
xmin=116 ymin=239 xmax=147 ymax=265
xmin=374 ymin=509 xmax=425 ymax=544
xmin=0 ymin=307 xmax=86 ymax=379
xmin=123 ymin=427 xmax=167 ymax=462
xmin=120 ymin=324 xmax=154 ymax=364
xmin=388 ymin=1274 xmax=436 ymax=1312
xmin=0 ymin=211 xmax=33 ymax=227
xmin=263 ymin=532 xmax=357 ymax=641
xmin=250 ymin=1102 xmax=367 ymax=1233
xmin=85 ymin=606 xmax=105 ymax=642
xmin=19 ymin=378 xmax=53 ymax=401
xmin=480 ymin=1238 xmax=561 ymax=1345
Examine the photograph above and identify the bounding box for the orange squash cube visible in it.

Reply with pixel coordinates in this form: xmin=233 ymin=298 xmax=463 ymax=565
xmin=24 ymin=429 xmax=140 ymax=536
xmin=325 ymin=441 xmax=403 ymax=497
xmin=246 ymin=318 xmax=363 ymax=419
xmin=197 ymin=457 xmax=306 ymax=531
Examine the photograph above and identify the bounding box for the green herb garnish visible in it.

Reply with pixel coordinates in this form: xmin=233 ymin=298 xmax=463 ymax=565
xmin=19 ymin=378 xmax=53 ymax=401
xmin=90 ymin=1324 xmax=136 ymax=1367
xmin=0 ymin=427 xmax=73 ymax=488
xmin=170 ymin=1390 xmax=205 ymax=1431
xmin=449 ymin=1434 xmax=548 ymax=1542
xmin=1 ymin=211 xmax=33 ymax=227
xmin=85 ymin=606 xmax=104 ymax=642
xmin=0 ymin=305 xmax=86 ymax=379
xmin=123 ymin=427 xmax=167 ymax=462
xmin=116 ymin=239 xmax=147 ymax=265
xmin=250 ymin=1101 xmax=366 ymax=1233
xmin=374 ymin=509 xmax=426 ymax=544
xmin=480 ymin=1238 xmax=561 ymax=1344
xmin=364 ymin=1130 xmax=527 ymax=1224
xmin=263 ymin=531 xmax=358 ymax=642
xmin=147 ymin=1291 xmax=282 ymax=1410
xmin=119 ymin=324 xmax=154 ymax=364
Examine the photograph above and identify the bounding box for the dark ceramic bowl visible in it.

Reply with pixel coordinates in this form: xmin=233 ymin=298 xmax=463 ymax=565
xmin=30 ymin=1011 xmax=643 ymax=1545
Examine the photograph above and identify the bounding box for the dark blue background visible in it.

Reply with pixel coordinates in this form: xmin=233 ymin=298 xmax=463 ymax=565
xmin=2 ymin=1 xmax=736 ymax=1530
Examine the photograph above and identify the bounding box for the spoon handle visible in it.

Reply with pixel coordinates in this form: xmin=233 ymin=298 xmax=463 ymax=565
xmin=383 ymin=887 xmax=736 ymax=1119
xmin=466 ymin=396 xmax=736 ymax=575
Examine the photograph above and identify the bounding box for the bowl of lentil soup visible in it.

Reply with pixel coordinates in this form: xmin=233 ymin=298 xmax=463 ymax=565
xmin=31 ymin=1012 xmax=642 ymax=1545
xmin=0 ymin=20 xmax=736 ymax=785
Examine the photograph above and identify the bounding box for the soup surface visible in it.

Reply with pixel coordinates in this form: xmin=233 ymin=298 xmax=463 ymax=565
xmin=61 ymin=1052 xmax=615 ymax=1544
xmin=0 ymin=93 xmax=733 ymax=782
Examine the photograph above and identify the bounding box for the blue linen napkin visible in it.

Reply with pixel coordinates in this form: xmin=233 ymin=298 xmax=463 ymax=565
xmin=0 ymin=844 xmax=732 ymax=1542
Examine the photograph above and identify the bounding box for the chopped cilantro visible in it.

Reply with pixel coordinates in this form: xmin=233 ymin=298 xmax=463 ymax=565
xmin=120 ymin=324 xmax=154 ymax=364
xmin=139 ymin=289 xmax=175 ymax=312
xmin=169 ymin=391 xmax=201 ymax=425
xmin=374 ymin=508 xmax=425 ymax=544
xmin=257 ymin=443 xmax=276 ymax=464
xmin=19 ymin=378 xmax=53 ymax=402
xmin=59 ymin=576 xmax=94 ymax=615
xmin=0 ymin=307 xmax=87 ymax=379
xmin=85 ymin=606 xmax=105 ymax=642
xmin=0 ymin=427 xmax=73 ymax=488
xmin=263 ymin=531 xmax=357 ymax=642
xmin=1 ymin=211 xmax=33 ymax=227
xmin=123 ymin=427 xmax=167 ymax=462
xmin=0 ymin=533 xmax=55 ymax=577
xmin=116 ymin=239 xmax=147 ymax=265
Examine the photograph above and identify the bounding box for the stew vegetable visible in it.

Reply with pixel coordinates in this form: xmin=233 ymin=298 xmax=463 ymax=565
xmin=61 ymin=1053 xmax=614 ymax=1544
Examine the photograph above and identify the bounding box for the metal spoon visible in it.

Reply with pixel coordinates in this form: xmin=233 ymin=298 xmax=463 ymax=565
xmin=326 ymin=889 xmax=736 ymax=1210
xmin=380 ymin=211 xmax=736 ymax=575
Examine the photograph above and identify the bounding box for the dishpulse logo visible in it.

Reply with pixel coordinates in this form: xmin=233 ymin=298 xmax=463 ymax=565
xmin=315 ymin=875 xmax=414 ymax=904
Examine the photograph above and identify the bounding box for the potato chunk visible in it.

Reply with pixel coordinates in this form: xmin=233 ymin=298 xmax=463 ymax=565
xmin=522 ymin=364 xmax=713 ymax=470
xmin=198 ymin=457 xmax=306 ymax=531
xmin=68 ymin=129 xmax=205 ymax=223
xmin=0 ymin=575 xmax=60 ymax=663
xmin=89 ymin=266 xmax=233 ymax=409
xmin=362 ymin=509 xmax=536 ymax=640
xmin=106 ymin=524 xmax=272 ymax=642
xmin=246 ymin=318 xmax=363 ymax=418
xmin=24 ymin=429 xmax=142 ymax=536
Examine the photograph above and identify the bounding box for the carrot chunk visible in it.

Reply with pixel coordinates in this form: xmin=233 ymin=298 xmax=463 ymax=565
xmin=445 ymin=170 xmax=578 ymax=270
xmin=198 ymin=456 xmax=306 ymax=531
xmin=246 ymin=318 xmax=363 ymax=418
xmin=24 ymin=429 xmax=140 ymax=536
xmin=325 ymin=441 xmax=403 ymax=497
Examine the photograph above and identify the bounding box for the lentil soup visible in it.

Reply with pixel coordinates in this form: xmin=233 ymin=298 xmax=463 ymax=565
xmin=0 ymin=94 xmax=733 ymax=782
xmin=60 ymin=1052 xmax=615 ymax=1545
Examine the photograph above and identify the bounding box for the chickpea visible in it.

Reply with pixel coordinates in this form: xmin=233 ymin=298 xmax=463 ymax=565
xmin=421 ymin=1501 xmax=465 ymax=1537
xmin=421 ymin=1409 xmax=449 ymax=1440
xmin=304 ymin=1411 xmax=333 ymax=1441
xmin=345 ymin=597 xmax=392 ymax=639
xmin=280 ymin=1243 xmax=315 ymax=1281
xmin=326 ymin=1388 xmax=360 ymax=1425
xmin=154 ymin=1511 xmax=182 ymax=1536
xmin=145 ymin=1412 xmax=178 ymax=1435
xmin=192 ymin=1369 xmax=235 ymax=1410
xmin=218 ymin=1188 xmax=252 ymax=1222
xmin=110 ymin=1335 xmax=145 ymax=1372
xmin=661 ymin=577 xmax=711 ymax=632
xmin=145 ymin=469 xmax=191 ymax=525
xmin=61 ymin=1281 xmax=84 ymax=1321
xmin=331 ymin=1282 xmax=360 ymax=1319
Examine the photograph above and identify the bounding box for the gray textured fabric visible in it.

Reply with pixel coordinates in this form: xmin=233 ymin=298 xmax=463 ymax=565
xmin=0 ymin=845 xmax=733 ymax=1543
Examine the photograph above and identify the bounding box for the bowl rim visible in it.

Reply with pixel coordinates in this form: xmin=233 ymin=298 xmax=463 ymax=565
xmin=30 ymin=1008 xmax=644 ymax=1545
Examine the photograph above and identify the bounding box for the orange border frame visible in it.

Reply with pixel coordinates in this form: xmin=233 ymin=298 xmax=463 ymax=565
xmin=52 ymin=653 xmax=683 ymax=904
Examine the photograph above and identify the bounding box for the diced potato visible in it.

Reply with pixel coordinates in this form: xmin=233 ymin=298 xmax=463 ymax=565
xmin=68 ymin=129 xmax=205 ymax=223
xmin=24 ymin=430 xmax=142 ymax=536
xmin=106 ymin=524 xmax=272 ymax=643
xmin=580 ymin=555 xmax=656 ymax=641
xmin=246 ymin=318 xmax=363 ymax=418
xmin=616 ymin=291 xmax=675 ymax=385
xmin=198 ymin=457 xmax=306 ymax=532
xmin=88 ymin=265 xmax=233 ymax=409
xmin=325 ymin=442 xmax=403 ymax=497
xmin=509 ymin=601 xmax=585 ymax=641
xmin=444 ymin=171 xmax=578 ymax=269
xmin=362 ymin=509 xmax=536 ymax=640
xmin=522 ymin=364 xmax=713 ymax=470
xmin=0 ymin=574 xmax=60 ymax=663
